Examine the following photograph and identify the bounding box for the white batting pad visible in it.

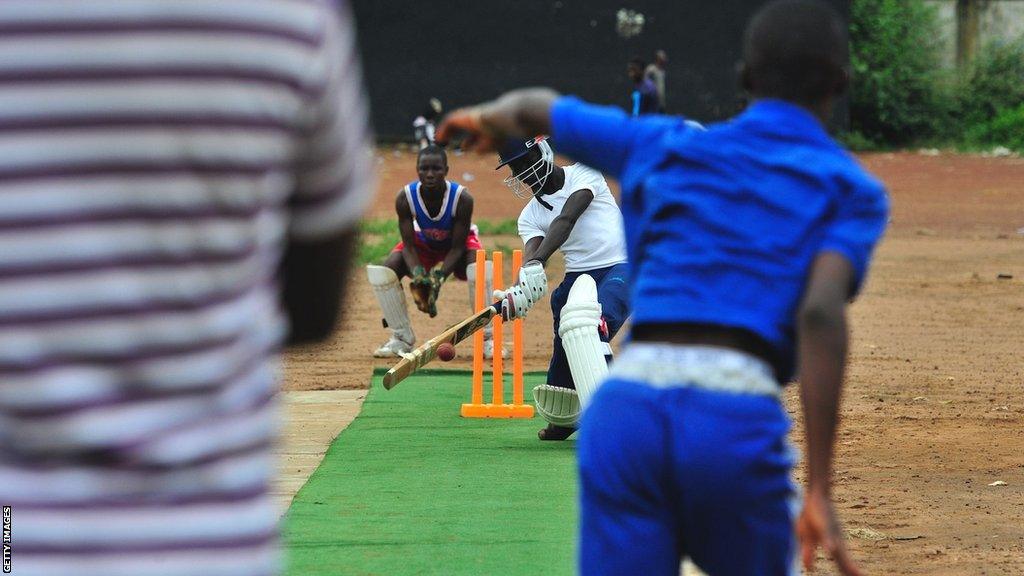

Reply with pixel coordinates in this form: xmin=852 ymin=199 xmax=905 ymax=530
xmin=558 ymin=274 xmax=609 ymax=411
xmin=532 ymin=384 xmax=580 ymax=427
xmin=466 ymin=261 xmax=494 ymax=339
xmin=366 ymin=265 xmax=413 ymax=340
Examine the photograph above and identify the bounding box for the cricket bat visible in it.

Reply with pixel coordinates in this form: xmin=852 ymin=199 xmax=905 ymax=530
xmin=382 ymin=301 xmax=501 ymax=390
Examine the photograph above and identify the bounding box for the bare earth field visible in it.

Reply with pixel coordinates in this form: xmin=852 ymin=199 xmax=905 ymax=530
xmin=283 ymin=149 xmax=1024 ymax=575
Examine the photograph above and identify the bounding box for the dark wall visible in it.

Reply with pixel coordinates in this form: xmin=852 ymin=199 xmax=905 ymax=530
xmin=353 ymin=1 xmax=849 ymax=139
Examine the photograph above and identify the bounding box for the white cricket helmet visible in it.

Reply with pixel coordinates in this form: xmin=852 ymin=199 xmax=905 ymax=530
xmin=496 ymin=136 xmax=555 ymax=200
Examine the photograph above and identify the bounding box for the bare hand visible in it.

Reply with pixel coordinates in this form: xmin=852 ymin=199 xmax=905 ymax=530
xmin=796 ymin=489 xmax=862 ymax=575
xmin=436 ymin=107 xmax=501 ymax=153
xmin=437 ymin=88 xmax=559 ymax=154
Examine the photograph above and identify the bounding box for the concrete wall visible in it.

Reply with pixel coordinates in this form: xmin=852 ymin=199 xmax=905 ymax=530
xmin=924 ymin=0 xmax=1024 ymax=68
xmin=981 ymin=0 xmax=1024 ymax=42
xmin=352 ymin=0 xmax=849 ymax=138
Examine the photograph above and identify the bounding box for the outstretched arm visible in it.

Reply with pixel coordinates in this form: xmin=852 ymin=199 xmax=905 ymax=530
xmin=438 ymin=89 xmax=675 ymax=180
xmin=525 ymin=188 xmax=594 ymax=265
xmin=281 ymin=230 xmax=357 ymax=345
xmin=795 ymin=251 xmax=861 ymax=576
xmin=436 ymin=88 xmax=560 ymax=152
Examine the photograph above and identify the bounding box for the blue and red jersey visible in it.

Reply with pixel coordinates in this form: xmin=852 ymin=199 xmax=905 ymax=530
xmin=402 ymin=180 xmax=465 ymax=252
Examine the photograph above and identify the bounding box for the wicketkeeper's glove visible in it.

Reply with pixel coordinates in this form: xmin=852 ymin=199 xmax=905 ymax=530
xmin=409 ymin=266 xmax=438 ymax=317
xmin=427 ymin=269 xmax=446 ymax=314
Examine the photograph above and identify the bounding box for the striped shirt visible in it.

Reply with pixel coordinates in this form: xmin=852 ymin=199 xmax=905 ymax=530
xmin=0 ymin=1 xmax=373 ymax=575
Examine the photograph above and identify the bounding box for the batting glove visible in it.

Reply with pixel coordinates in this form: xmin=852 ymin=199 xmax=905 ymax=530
xmin=518 ymin=260 xmax=547 ymax=303
xmin=493 ymin=285 xmax=533 ymax=321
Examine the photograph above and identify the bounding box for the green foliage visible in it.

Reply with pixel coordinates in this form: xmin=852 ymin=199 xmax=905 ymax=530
xmin=848 ymin=0 xmax=1024 ymax=150
xmin=965 ymin=104 xmax=1024 ymax=152
xmin=849 ymin=0 xmax=948 ymax=145
xmin=956 ymin=39 xmax=1024 ymax=128
xmin=838 ymin=130 xmax=881 ymax=152
xmin=475 ymin=219 xmax=520 ymax=235
xmin=358 ymin=219 xmax=398 ymax=236
xmin=357 ymin=235 xmax=396 ymax=266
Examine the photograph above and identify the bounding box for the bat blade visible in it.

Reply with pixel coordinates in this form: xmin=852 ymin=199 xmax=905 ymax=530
xmin=382 ymin=302 xmax=500 ymax=390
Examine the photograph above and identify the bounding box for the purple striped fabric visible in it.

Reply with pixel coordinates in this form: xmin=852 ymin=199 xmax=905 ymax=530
xmin=0 ymin=205 xmax=277 ymax=229
xmin=0 ymin=21 xmax=323 ymax=46
xmin=0 ymin=160 xmax=288 ymax=182
xmin=0 ymin=1 xmax=372 ymax=574
xmin=0 ymin=244 xmax=260 ymax=276
xmin=0 ymin=353 xmax=274 ymax=418
xmin=1 ymin=484 xmax=269 ymax=510
xmin=0 ymin=114 xmax=299 ymax=132
xmin=16 ymin=532 xmax=279 ymax=555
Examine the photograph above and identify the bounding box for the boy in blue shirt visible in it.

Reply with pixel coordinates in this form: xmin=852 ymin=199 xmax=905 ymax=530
xmin=438 ymin=1 xmax=887 ymax=574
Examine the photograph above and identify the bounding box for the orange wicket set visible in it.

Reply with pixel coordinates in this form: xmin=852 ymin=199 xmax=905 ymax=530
xmin=460 ymin=249 xmax=534 ymax=419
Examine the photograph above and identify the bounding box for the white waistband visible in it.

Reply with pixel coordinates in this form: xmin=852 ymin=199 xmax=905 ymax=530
xmin=610 ymin=343 xmax=781 ymax=397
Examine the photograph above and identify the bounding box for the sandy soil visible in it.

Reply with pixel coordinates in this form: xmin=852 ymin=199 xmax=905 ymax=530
xmin=282 ymin=149 xmax=1024 ymax=575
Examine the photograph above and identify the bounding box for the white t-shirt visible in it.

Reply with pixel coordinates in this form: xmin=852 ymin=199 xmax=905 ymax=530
xmin=518 ymin=164 xmax=628 ymax=272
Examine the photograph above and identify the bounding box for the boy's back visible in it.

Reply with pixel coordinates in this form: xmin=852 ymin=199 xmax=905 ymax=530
xmin=603 ymin=99 xmax=888 ymax=380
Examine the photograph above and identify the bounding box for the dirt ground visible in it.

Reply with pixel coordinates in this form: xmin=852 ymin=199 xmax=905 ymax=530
xmin=283 ymin=149 xmax=1024 ymax=575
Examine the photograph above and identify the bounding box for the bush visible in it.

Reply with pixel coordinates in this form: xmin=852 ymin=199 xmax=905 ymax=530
xmin=965 ymin=104 xmax=1024 ymax=152
xmin=956 ymin=39 xmax=1024 ymax=128
xmin=837 ymin=130 xmax=881 ymax=152
xmin=849 ymin=0 xmax=949 ymax=145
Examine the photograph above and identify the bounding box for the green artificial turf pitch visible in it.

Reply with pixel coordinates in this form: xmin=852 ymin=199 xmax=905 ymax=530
xmin=284 ymin=369 xmax=578 ymax=576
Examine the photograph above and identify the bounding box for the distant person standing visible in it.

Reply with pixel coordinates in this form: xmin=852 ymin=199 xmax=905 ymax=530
xmin=627 ymin=58 xmax=659 ymax=116
xmin=645 ymin=50 xmax=669 ymax=112
xmin=413 ymin=98 xmax=444 ymax=149
xmin=0 ymin=2 xmax=372 ymax=575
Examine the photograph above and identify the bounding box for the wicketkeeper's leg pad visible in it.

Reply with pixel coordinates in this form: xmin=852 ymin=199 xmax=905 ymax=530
xmin=558 ymin=274 xmax=610 ymax=411
xmin=466 ymin=261 xmax=494 ymax=340
xmin=367 ymin=265 xmax=413 ymax=342
xmin=532 ymin=384 xmax=581 ymax=427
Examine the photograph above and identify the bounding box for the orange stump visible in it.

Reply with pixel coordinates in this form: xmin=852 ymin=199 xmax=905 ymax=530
xmin=512 ymin=250 xmax=525 ymax=406
xmin=469 ymin=249 xmax=485 ymax=406
xmin=491 ymin=251 xmax=504 ymax=405
xmin=460 ymin=249 xmax=534 ymax=419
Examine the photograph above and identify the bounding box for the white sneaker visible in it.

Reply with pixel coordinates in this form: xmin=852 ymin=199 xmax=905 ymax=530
xmin=482 ymin=338 xmax=508 ymax=360
xmin=374 ymin=335 xmax=414 ymax=358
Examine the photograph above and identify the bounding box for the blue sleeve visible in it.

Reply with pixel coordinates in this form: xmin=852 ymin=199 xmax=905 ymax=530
xmin=550 ymin=95 xmax=677 ymax=179
xmin=819 ymin=175 xmax=890 ymax=296
xmin=631 ymin=91 xmax=640 ymax=117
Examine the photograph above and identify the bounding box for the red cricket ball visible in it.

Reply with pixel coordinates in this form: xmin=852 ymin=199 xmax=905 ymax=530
xmin=437 ymin=342 xmax=456 ymax=362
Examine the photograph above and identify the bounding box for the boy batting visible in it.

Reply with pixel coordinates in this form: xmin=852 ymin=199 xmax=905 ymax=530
xmin=492 ymin=136 xmax=630 ymax=441
xmin=439 ymin=1 xmax=888 ymax=574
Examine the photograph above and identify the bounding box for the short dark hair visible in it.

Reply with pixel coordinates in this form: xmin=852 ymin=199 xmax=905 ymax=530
xmin=417 ymin=144 xmax=447 ymax=165
xmin=629 ymin=57 xmax=646 ymax=69
xmin=741 ymin=0 xmax=848 ymax=106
